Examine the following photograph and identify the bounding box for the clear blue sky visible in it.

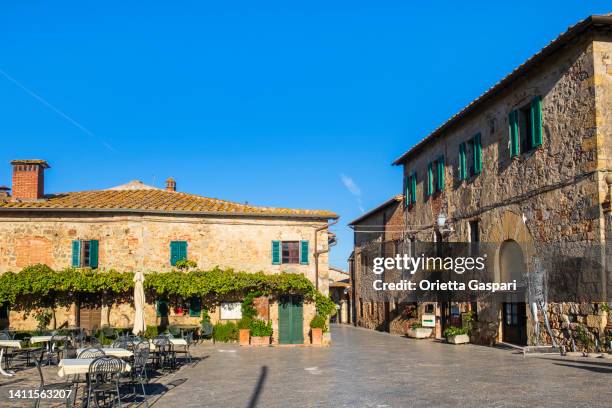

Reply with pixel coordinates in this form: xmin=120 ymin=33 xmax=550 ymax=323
xmin=1 ymin=2 xmax=608 ymax=269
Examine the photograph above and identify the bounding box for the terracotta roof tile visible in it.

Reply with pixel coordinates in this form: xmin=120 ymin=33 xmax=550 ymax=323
xmin=0 ymin=185 xmax=337 ymax=219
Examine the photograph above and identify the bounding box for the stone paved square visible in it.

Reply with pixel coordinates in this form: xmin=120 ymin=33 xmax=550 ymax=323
xmin=2 ymin=325 xmax=610 ymax=407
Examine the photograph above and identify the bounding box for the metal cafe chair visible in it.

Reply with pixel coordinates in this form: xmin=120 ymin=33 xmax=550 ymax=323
xmin=78 ymin=347 xmax=106 ymax=359
xmin=43 ymin=334 xmax=64 ymax=366
xmin=129 ymin=341 xmax=150 ymax=407
xmin=151 ymin=336 xmax=170 ymax=369
xmin=174 ymin=331 xmax=193 ymax=364
xmin=86 ymin=356 xmax=124 ymax=408
xmin=33 ymin=359 xmax=76 ymax=408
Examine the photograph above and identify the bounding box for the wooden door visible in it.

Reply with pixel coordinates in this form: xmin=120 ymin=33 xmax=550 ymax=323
xmin=502 ymin=302 xmax=527 ymax=345
xmin=78 ymin=306 xmax=101 ymax=332
xmin=279 ymin=295 xmax=304 ymax=344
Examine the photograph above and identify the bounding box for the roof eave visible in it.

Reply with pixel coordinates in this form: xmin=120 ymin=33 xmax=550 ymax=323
xmin=392 ymin=14 xmax=612 ymax=167
xmin=0 ymin=206 xmax=339 ymax=220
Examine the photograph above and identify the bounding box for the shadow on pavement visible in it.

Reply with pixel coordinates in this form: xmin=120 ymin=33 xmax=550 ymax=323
xmin=247 ymin=366 xmax=268 ymax=408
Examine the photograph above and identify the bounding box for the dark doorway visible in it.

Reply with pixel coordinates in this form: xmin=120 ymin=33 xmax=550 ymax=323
xmin=502 ymin=302 xmax=527 ymax=345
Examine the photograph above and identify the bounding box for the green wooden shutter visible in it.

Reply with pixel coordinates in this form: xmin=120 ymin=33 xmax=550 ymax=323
xmin=458 ymin=143 xmax=466 ymax=180
xmin=473 ymin=133 xmax=482 ymax=175
xmin=531 ymin=96 xmax=542 ymax=147
xmin=436 ymin=156 xmax=445 ymax=191
xmin=300 ymin=240 xmax=309 ymax=264
xmin=410 ymin=173 xmax=417 ymax=204
xmin=170 ymin=241 xmax=179 ymax=266
xmin=189 ymin=297 xmax=201 ymax=317
xmin=509 ymin=110 xmax=519 ymax=157
xmin=272 ymin=240 xmax=281 ymax=265
xmin=426 ymin=163 xmax=433 ymax=196
xmin=404 ymin=175 xmax=410 ymax=206
xmin=71 ymin=240 xmax=81 ymax=267
xmin=179 ymin=241 xmax=188 ymax=262
xmin=89 ymin=240 xmax=99 ymax=269
xmin=156 ymin=300 xmax=169 ymax=317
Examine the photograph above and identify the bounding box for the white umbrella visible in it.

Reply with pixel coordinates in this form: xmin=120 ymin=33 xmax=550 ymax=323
xmin=132 ymin=271 xmax=147 ymax=336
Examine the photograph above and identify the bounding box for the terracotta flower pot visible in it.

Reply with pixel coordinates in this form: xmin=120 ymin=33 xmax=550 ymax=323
xmin=311 ymin=328 xmax=323 ymax=345
xmin=250 ymin=336 xmax=270 ymax=346
xmin=239 ymin=329 xmax=250 ymax=346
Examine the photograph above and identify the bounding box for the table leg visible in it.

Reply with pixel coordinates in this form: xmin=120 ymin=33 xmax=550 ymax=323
xmin=0 ymin=347 xmax=15 ymax=376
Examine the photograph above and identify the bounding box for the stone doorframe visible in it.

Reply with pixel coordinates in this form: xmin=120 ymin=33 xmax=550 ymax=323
xmin=484 ymin=210 xmax=536 ymax=345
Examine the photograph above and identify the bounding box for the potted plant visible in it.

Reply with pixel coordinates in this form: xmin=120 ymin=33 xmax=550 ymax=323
xmin=237 ymin=318 xmax=252 ymax=346
xmin=406 ymin=322 xmax=432 ymax=339
xmin=310 ymin=315 xmax=326 ymax=345
xmin=443 ymin=326 xmax=470 ymax=344
xmin=249 ymin=319 xmax=272 ymax=346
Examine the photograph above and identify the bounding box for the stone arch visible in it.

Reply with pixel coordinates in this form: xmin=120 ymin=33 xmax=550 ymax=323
xmin=486 ymin=211 xmax=534 ymax=283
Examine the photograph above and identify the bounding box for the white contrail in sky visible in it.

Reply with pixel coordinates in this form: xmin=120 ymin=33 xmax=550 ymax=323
xmin=341 ymin=174 xmax=364 ymax=213
xmin=0 ymin=68 xmax=116 ymax=152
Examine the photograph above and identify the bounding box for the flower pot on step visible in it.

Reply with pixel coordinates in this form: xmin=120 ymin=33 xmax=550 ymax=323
xmin=311 ymin=328 xmax=323 ymax=345
xmin=239 ymin=329 xmax=250 ymax=346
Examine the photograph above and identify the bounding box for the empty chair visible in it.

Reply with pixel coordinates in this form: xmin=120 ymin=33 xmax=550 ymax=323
xmin=33 ymin=359 xmax=76 ymax=408
xmin=86 ymin=356 xmax=124 ymax=408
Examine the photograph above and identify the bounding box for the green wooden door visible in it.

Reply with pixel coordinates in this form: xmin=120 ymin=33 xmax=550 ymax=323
xmin=279 ymin=295 xmax=304 ymax=344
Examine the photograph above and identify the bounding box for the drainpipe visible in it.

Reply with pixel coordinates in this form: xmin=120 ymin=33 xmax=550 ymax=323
xmin=314 ymin=219 xmax=339 ymax=291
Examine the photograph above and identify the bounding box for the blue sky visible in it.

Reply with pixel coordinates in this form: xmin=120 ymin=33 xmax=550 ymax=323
xmin=1 ymin=2 xmax=608 ymax=268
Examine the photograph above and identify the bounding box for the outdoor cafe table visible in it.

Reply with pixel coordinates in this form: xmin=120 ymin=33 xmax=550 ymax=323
xmin=29 ymin=335 xmax=71 ymax=344
xmin=149 ymin=338 xmax=188 ymax=350
xmin=57 ymin=358 xmax=132 ymax=377
xmin=76 ymin=348 xmax=133 ymax=358
xmin=0 ymin=339 xmax=22 ymax=377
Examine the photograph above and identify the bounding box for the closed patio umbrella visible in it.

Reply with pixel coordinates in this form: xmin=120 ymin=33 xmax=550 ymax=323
xmin=132 ymin=271 xmax=147 ymax=336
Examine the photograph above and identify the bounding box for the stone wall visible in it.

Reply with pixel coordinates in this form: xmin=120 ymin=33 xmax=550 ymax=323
xmin=393 ymin=31 xmax=611 ymax=348
xmin=0 ymin=211 xmax=330 ymax=341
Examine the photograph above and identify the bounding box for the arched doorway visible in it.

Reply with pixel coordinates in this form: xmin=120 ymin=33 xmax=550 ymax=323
xmin=499 ymin=239 xmax=527 ymax=345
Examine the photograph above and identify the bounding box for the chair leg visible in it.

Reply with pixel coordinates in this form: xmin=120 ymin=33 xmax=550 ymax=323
xmin=141 ymin=379 xmax=149 ymax=408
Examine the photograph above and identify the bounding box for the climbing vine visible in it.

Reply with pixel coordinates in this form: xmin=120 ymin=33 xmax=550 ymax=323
xmin=0 ymin=264 xmax=337 ymax=319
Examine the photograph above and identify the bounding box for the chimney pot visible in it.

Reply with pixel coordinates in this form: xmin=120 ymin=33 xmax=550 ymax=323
xmin=10 ymin=159 xmax=50 ymax=201
xmin=165 ymin=177 xmax=176 ymax=192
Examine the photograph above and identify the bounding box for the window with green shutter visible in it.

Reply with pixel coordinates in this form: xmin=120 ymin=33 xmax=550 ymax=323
xmin=300 ymin=240 xmax=309 ymax=264
xmin=511 ymin=96 xmax=542 ymax=157
xmin=170 ymin=241 xmax=187 ymax=266
xmin=71 ymin=239 xmax=99 ymax=269
xmin=0 ymin=303 xmax=8 ymax=319
xmin=156 ymin=300 xmax=169 ymax=317
xmin=404 ymin=175 xmax=410 ymax=206
xmin=189 ymin=297 xmax=201 ymax=317
xmin=458 ymin=143 xmax=467 ymax=180
xmin=272 ymin=240 xmax=281 ymax=265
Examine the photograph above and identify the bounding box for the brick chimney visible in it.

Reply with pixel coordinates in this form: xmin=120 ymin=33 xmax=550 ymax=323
xmin=11 ymin=160 xmax=50 ymax=201
xmin=165 ymin=177 xmax=176 ymax=192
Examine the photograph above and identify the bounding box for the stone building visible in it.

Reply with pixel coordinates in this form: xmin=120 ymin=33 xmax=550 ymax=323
xmin=348 ymin=195 xmax=407 ymax=333
xmin=0 ymin=160 xmax=337 ymax=345
xmin=385 ymin=15 xmax=612 ymax=348
xmin=328 ymin=267 xmax=351 ymax=324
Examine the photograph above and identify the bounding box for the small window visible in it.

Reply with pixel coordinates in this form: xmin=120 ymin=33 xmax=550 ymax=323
xmin=427 ymin=156 xmax=445 ymax=196
xmin=220 ymin=302 xmax=242 ymax=320
xmin=71 ymin=240 xmax=99 ymax=269
xmin=518 ymin=104 xmax=534 ymax=153
xmin=405 ymin=172 xmax=417 ymax=206
xmin=425 ymin=303 xmax=434 ymax=314
xmin=189 ymin=297 xmax=201 ymax=317
xmin=281 ymin=241 xmax=300 ymax=264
